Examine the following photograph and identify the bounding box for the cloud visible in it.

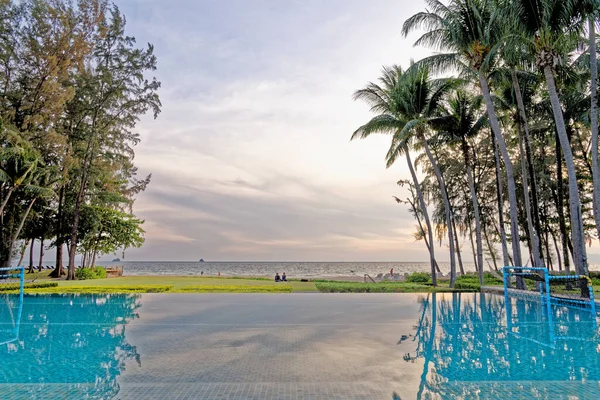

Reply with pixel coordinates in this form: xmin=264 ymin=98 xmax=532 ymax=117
xmin=112 ymin=0 xmax=438 ymax=261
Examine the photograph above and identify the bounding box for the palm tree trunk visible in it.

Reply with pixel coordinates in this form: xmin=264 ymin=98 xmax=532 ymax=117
xmin=589 ymin=17 xmax=600 ymax=241
xmin=462 ymin=138 xmax=484 ymax=284
xmin=551 ymin=230 xmax=562 ymax=271
xmin=478 ymin=71 xmax=522 ymax=272
xmin=511 ymin=69 xmax=545 ymax=265
xmin=405 ymin=147 xmax=438 ymax=285
xmin=410 ymin=197 xmax=442 ymax=274
xmin=483 ymin=223 xmax=499 ymax=271
xmin=17 ymin=238 xmax=29 ymax=267
xmin=452 ymin=217 xmax=465 ymax=276
xmin=518 ymin=125 xmax=542 ymax=268
xmin=555 ymin=135 xmax=571 ymax=273
xmin=543 ymin=65 xmax=588 ymax=276
xmin=420 ymin=134 xmax=457 ymax=286
xmin=491 ymin=128 xmax=510 ymax=267
xmin=38 ymin=237 xmax=44 ymax=272
xmin=28 ymin=238 xmax=35 ymax=273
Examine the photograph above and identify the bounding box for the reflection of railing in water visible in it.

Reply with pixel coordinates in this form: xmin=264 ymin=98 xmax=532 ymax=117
xmin=0 ymin=267 xmax=24 ymax=346
xmin=401 ymin=292 xmax=600 ymax=399
xmin=504 ymin=290 xmax=598 ymax=349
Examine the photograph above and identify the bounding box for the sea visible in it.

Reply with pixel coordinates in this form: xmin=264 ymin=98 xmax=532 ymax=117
xmin=99 ymin=261 xmax=477 ymax=278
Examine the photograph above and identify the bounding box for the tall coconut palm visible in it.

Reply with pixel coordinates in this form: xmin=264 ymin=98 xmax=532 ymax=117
xmin=582 ymin=1 xmax=600 ymax=240
xmin=509 ymin=0 xmax=590 ymax=275
xmin=428 ymin=90 xmax=487 ymax=284
xmin=402 ymin=0 xmax=524 ymax=275
xmin=351 ymin=66 xmax=438 ymax=285
xmin=352 ymin=65 xmax=458 ymax=286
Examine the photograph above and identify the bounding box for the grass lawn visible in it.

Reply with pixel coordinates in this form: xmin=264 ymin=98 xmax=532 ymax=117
xmin=20 ymin=275 xmax=318 ymax=293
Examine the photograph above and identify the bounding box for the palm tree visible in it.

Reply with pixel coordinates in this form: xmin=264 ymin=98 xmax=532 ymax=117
xmin=351 ymin=66 xmax=439 ymax=285
xmin=429 ymin=90 xmax=487 ymax=284
xmin=509 ymin=0 xmax=590 ymax=275
xmin=402 ymin=0 xmax=524 ymax=274
xmin=352 ymin=65 xmax=458 ymax=286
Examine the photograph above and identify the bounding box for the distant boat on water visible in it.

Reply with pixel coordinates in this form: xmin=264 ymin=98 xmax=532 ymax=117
xmin=199 ymin=259 xmax=204 ymax=262
xmin=112 ymin=258 xmax=121 ymax=262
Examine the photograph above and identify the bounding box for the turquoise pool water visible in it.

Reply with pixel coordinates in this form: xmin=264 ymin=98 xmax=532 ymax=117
xmin=0 ymin=293 xmax=599 ymax=399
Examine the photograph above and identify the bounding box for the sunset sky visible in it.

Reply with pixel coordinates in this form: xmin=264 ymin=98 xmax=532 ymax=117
xmin=103 ymin=0 xmax=445 ymax=261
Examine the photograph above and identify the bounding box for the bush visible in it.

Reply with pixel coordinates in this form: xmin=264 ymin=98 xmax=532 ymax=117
xmin=94 ymin=267 xmax=107 ymax=279
xmin=0 ymin=281 xmax=58 ymax=292
xmin=453 ymin=282 xmax=480 ymax=291
xmin=75 ymin=267 xmax=107 ymax=280
xmin=75 ymin=268 xmax=96 ymax=280
xmin=589 ymin=271 xmax=600 ymax=279
xmin=406 ymin=272 xmax=431 ymax=283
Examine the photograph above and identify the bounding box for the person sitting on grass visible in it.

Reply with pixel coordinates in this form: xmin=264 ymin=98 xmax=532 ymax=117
xmin=275 ymin=273 xmax=281 ymax=282
xmin=281 ymin=272 xmax=287 ymax=281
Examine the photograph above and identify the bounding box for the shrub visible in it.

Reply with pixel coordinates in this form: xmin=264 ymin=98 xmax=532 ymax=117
xmin=75 ymin=267 xmax=108 ymax=280
xmin=94 ymin=267 xmax=107 ymax=279
xmin=406 ymin=272 xmax=431 ymax=283
xmin=589 ymin=271 xmax=600 ymax=279
xmin=453 ymin=282 xmax=480 ymax=291
xmin=0 ymin=281 xmax=58 ymax=292
xmin=75 ymin=268 xmax=96 ymax=280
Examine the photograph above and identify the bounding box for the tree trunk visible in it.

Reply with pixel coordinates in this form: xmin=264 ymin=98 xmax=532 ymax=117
xmin=512 ymin=69 xmax=545 ymax=265
xmin=405 ymin=146 xmax=438 ymax=285
xmin=68 ymin=177 xmax=87 ymax=280
xmin=543 ymin=65 xmax=588 ymax=276
xmin=82 ymin=251 xmax=87 ymax=269
xmin=491 ymin=128 xmax=510 ymax=267
xmin=4 ymin=199 xmax=36 ymax=269
xmin=28 ymin=238 xmax=35 ymax=273
xmin=17 ymin=238 xmax=29 ymax=267
xmin=411 ymin=197 xmax=442 ymax=274
xmin=555 ymin=135 xmax=571 ymax=273
xmin=91 ymin=250 xmax=97 ymax=269
xmin=462 ymin=137 xmax=484 ymax=284
xmin=590 ymin=17 xmax=600 ymax=241
xmin=452 ymin=217 xmax=465 ymax=276
xmin=518 ymin=125 xmax=542 ymax=269
xmin=468 ymin=224 xmax=478 ymax=271
xmin=51 ymin=186 xmax=65 ymax=278
xmin=483 ymin=223 xmax=499 ymax=271
xmin=38 ymin=237 xmax=44 ymax=272
xmin=420 ymin=134 xmax=457 ymax=286
xmin=0 ymin=187 xmax=15 ymax=217
xmin=551 ymin=230 xmax=563 ymax=271
xmin=478 ymin=71 xmax=522 ymax=271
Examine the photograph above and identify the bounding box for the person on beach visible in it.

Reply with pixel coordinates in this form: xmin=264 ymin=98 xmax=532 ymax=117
xmin=390 ymin=268 xmax=394 ymax=276
xmin=275 ymin=273 xmax=281 ymax=282
xmin=281 ymin=272 xmax=287 ymax=281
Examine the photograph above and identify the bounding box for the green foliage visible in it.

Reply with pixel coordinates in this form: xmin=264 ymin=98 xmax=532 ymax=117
xmin=24 ymin=285 xmax=173 ymax=294
xmin=453 ymin=282 xmax=480 ymax=291
xmin=315 ymin=281 xmax=467 ymax=293
xmin=178 ymin=285 xmax=293 ymax=293
xmin=75 ymin=266 xmax=108 ymax=280
xmin=94 ymin=266 xmax=107 ymax=279
xmin=456 ymin=272 xmax=503 ymax=286
xmin=0 ymin=281 xmax=58 ymax=292
xmin=406 ymin=272 xmax=432 ymax=283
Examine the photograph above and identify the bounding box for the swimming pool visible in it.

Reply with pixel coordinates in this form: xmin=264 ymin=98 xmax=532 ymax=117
xmin=0 ymin=292 xmax=598 ymax=399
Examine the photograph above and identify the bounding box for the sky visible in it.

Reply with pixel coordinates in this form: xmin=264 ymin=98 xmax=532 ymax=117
xmin=101 ymin=0 xmax=437 ymax=262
